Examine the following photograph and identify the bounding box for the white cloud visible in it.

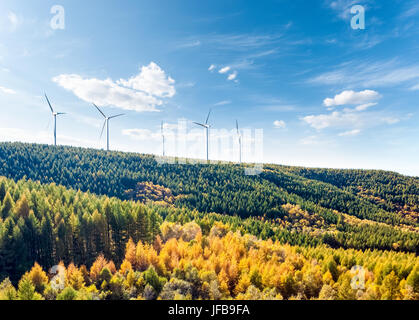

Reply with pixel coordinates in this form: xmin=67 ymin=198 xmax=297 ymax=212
xmin=53 ymin=74 xmax=161 ymax=112
xmin=53 ymin=62 xmax=175 ymax=113
xmin=323 ymin=90 xmax=381 ymax=107
xmin=273 ymin=120 xmax=286 ymax=129
xmin=303 ymin=111 xmax=360 ymax=130
xmin=302 ymin=110 xmax=401 ymax=131
xmin=338 ymin=129 xmax=361 ymax=136
xmin=219 ymin=66 xmax=231 ymax=74
xmin=117 ymin=62 xmax=175 ymax=98
xmin=410 ymin=84 xmax=419 ymax=91
xmin=8 ymin=12 xmax=20 ymax=31
xmin=208 ymin=64 xmax=216 ymax=72
xmin=227 ymin=71 xmax=238 ymax=81
xmin=0 ymin=86 xmax=16 ymax=95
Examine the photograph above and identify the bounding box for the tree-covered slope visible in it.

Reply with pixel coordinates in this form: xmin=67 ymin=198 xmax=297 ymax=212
xmin=2 ymin=227 xmax=418 ymax=300
xmin=0 ymin=142 xmax=417 ymax=230
xmin=0 ymin=175 xmax=418 ymax=288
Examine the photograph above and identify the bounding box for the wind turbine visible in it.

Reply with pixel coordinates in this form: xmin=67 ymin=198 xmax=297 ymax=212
xmin=92 ymin=103 xmax=124 ymax=151
xmin=45 ymin=94 xmax=66 ymax=146
xmin=236 ymin=120 xmax=242 ymax=164
xmin=161 ymin=121 xmax=166 ymax=157
xmin=193 ymin=109 xmax=212 ymax=161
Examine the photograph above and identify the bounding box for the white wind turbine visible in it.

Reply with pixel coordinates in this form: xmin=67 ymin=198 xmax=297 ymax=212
xmin=45 ymin=94 xmax=66 ymax=146
xmin=236 ymin=120 xmax=242 ymax=164
xmin=92 ymin=103 xmax=124 ymax=151
xmin=193 ymin=109 xmax=212 ymax=161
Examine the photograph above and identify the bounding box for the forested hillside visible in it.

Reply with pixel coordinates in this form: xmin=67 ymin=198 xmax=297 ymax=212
xmin=1 ymin=221 xmax=418 ymax=300
xmin=0 ymin=142 xmax=418 ymax=300
xmin=2 ymin=176 xmax=417 ymax=283
xmin=0 ymin=143 xmax=417 ymax=225
xmin=0 ymin=142 xmax=418 ymax=255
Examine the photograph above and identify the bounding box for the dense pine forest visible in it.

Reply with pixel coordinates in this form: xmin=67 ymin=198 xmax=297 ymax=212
xmin=0 ymin=142 xmax=418 ymax=300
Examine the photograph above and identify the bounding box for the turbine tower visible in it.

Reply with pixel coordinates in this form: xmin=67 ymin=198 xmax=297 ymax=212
xmin=92 ymin=103 xmax=124 ymax=151
xmin=236 ymin=120 xmax=242 ymax=164
xmin=161 ymin=121 xmax=166 ymax=157
xmin=193 ymin=109 xmax=212 ymax=161
xmin=45 ymin=94 xmax=66 ymax=146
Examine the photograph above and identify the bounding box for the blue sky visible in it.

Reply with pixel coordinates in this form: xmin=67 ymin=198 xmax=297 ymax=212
xmin=0 ymin=0 xmax=418 ymax=175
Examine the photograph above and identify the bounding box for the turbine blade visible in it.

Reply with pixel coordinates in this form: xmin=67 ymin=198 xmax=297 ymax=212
xmin=57 ymin=112 xmax=66 ymax=115
xmin=236 ymin=120 xmax=239 ymax=133
xmin=161 ymin=121 xmax=164 ymax=134
xmin=205 ymin=109 xmax=212 ymax=125
xmin=193 ymin=122 xmax=207 ymax=128
xmin=100 ymin=120 xmax=106 ymax=139
xmin=109 ymin=114 xmax=124 ymax=119
xmin=45 ymin=94 xmax=54 ymax=113
xmin=93 ymin=103 xmax=106 ymax=118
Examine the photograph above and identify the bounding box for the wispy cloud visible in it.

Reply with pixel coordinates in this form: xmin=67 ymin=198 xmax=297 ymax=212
xmin=175 ymin=40 xmax=201 ymax=49
xmin=300 ymin=135 xmax=332 ymax=146
xmin=0 ymin=127 xmax=98 ymax=148
xmin=354 ymin=102 xmax=377 ymax=111
xmin=202 ymin=33 xmax=282 ymax=51
xmin=325 ymin=0 xmax=370 ymax=20
xmin=400 ymin=1 xmax=419 ymax=18
xmin=214 ymin=100 xmax=232 ymax=106
xmin=338 ymin=129 xmax=361 ymax=136
xmin=410 ymin=84 xmax=419 ymax=91
xmin=308 ymin=59 xmax=419 ymax=88
xmin=122 ymin=128 xmax=161 ymax=141
xmin=0 ymin=86 xmax=16 ymax=95
xmin=72 ymin=114 xmax=102 ymax=128
xmin=249 ymin=95 xmax=298 ymax=112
